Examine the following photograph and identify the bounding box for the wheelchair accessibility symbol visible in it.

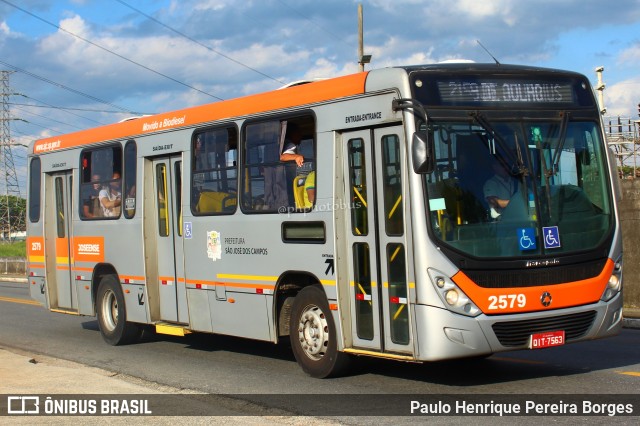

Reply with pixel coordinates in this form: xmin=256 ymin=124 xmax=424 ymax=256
xmin=518 ymin=227 xmax=537 ymax=251
xmin=542 ymin=226 xmax=561 ymax=249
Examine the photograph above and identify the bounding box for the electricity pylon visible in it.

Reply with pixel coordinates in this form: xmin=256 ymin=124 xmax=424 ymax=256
xmin=0 ymin=70 xmax=25 ymax=242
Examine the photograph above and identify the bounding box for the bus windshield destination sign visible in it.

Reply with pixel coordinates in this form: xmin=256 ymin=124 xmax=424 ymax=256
xmin=436 ymin=79 xmax=575 ymax=106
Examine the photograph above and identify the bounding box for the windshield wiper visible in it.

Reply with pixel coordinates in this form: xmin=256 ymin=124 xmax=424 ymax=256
xmin=470 ymin=112 xmax=529 ymax=177
xmin=546 ymin=111 xmax=570 ymax=178
xmin=533 ymin=111 xmax=569 ymax=220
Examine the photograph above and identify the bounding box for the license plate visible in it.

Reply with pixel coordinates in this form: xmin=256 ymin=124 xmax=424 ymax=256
xmin=529 ymin=330 xmax=565 ymax=349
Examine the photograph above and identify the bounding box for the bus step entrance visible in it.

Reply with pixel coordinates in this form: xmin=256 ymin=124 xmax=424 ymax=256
xmin=155 ymin=322 xmax=192 ymax=337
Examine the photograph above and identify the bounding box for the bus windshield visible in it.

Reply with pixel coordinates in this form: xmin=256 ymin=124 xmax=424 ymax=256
xmin=424 ymin=116 xmax=613 ymax=258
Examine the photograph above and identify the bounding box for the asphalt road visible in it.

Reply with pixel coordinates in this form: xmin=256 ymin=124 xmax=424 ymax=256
xmin=1 ymin=279 xmax=639 ymax=423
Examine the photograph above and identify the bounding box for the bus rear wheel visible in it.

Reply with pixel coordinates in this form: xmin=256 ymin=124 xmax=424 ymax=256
xmin=289 ymin=285 xmax=350 ymax=378
xmin=96 ymin=274 xmax=141 ymax=345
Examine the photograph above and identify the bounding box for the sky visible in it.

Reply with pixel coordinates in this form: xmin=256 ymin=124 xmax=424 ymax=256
xmin=1 ymin=0 xmax=640 ymax=192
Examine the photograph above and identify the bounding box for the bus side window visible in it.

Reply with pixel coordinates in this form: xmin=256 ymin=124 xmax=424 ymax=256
xmin=123 ymin=140 xmax=137 ymax=219
xmin=191 ymin=127 xmax=238 ymax=215
xmin=79 ymin=145 xmax=122 ymax=220
xmin=241 ymin=116 xmax=315 ymax=213
xmin=28 ymin=157 xmax=41 ymax=223
xmin=242 ymin=121 xmax=283 ymax=212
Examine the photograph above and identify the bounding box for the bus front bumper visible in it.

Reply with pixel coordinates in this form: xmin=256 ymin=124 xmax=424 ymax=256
xmin=412 ymin=292 xmax=623 ymax=362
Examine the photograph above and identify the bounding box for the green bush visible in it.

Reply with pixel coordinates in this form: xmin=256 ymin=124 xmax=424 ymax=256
xmin=0 ymin=241 xmax=26 ymax=258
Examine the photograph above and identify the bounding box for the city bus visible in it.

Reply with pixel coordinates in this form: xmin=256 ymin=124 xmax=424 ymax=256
xmin=26 ymin=63 xmax=623 ymax=378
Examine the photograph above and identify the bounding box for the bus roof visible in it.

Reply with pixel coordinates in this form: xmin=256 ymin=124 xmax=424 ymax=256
xmin=31 ymin=63 xmax=589 ymax=155
xmin=31 ymin=71 xmax=369 ymax=154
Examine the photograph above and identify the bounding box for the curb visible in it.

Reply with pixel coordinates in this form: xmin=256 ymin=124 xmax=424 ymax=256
xmin=623 ymin=317 xmax=640 ymax=329
xmin=1 ymin=276 xmax=27 ymax=283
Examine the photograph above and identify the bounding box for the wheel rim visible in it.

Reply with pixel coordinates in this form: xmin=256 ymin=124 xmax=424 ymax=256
xmin=101 ymin=289 xmax=118 ymax=332
xmin=297 ymin=304 xmax=329 ymax=361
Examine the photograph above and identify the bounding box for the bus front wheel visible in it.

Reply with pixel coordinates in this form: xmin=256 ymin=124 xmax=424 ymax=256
xmin=96 ymin=274 xmax=141 ymax=345
xmin=289 ymin=285 xmax=350 ymax=378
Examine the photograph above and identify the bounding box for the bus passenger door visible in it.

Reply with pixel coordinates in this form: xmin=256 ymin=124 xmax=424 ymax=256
xmin=44 ymin=172 xmax=75 ymax=310
xmin=152 ymin=156 xmax=187 ymax=323
xmin=341 ymin=126 xmax=413 ymax=354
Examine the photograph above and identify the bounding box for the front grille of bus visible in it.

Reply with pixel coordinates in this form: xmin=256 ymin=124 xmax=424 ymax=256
xmin=464 ymin=258 xmax=607 ymax=288
xmin=491 ymin=311 xmax=597 ymax=347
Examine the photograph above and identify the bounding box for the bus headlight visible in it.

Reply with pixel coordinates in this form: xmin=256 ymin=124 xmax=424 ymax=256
xmin=445 ymin=289 xmax=459 ymax=305
xmin=601 ymin=258 xmax=622 ymax=302
xmin=428 ymin=269 xmax=480 ymax=317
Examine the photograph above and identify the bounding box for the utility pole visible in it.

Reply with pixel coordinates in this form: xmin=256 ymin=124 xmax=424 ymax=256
xmin=0 ymin=70 xmax=24 ymax=242
xmin=357 ymin=3 xmax=371 ymax=72
xmin=595 ymin=66 xmax=606 ymax=115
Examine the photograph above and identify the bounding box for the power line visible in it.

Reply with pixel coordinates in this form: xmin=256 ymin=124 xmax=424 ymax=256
xmin=18 ymin=94 xmax=114 ymax=125
xmin=13 ymin=119 xmax=61 ymax=137
xmin=12 ymin=98 xmax=148 ymax=115
xmin=115 ymin=0 xmax=286 ymax=86
xmin=1 ymin=0 xmax=225 ymax=101
xmin=0 ymin=59 xmax=141 ymax=114
xmin=11 ymin=104 xmax=86 ymax=131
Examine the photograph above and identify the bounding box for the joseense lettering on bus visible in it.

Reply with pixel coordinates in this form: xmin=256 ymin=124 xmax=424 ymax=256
xmin=77 ymin=244 xmax=101 ymax=255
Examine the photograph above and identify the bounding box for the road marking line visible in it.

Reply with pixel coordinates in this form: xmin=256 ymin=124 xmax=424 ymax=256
xmin=616 ymin=371 xmax=640 ymax=377
xmin=0 ymin=296 xmax=41 ymax=306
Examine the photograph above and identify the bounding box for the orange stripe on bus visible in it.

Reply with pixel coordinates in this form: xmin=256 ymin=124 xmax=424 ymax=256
xmin=452 ymin=258 xmax=614 ymax=314
xmin=185 ymin=279 xmax=275 ymax=291
xmin=33 ymin=73 xmax=368 ymax=153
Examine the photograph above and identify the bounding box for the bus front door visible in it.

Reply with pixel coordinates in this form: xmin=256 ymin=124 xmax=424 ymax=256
xmin=44 ymin=171 xmax=75 ymax=310
xmin=151 ymin=156 xmax=187 ymax=323
xmin=342 ymin=126 xmax=413 ymax=354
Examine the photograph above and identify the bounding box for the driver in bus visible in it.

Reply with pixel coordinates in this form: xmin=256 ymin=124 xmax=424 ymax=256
xmin=483 ymin=158 xmax=516 ymax=220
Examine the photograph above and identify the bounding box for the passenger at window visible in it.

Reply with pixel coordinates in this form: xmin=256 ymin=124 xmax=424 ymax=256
xmin=280 ymin=123 xmax=304 ymax=167
xmin=82 ymin=174 xmax=102 ymax=218
xmin=99 ymin=172 xmax=122 ymax=217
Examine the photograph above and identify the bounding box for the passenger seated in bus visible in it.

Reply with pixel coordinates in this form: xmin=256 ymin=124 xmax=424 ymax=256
xmin=99 ymin=172 xmax=122 ymax=217
xmin=483 ymin=159 xmax=517 ymax=220
xmin=82 ymin=174 xmax=102 ymax=218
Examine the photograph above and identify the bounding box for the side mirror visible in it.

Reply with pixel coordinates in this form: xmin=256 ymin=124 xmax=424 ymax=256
xmin=411 ymin=131 xmax=434 ymax=174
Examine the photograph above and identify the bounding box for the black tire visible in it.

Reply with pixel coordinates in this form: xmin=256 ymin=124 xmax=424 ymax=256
xmin=289 ymin=285 xmax=351 ymax=378
xmin=96 ymin=274 xmax=141 ymax=345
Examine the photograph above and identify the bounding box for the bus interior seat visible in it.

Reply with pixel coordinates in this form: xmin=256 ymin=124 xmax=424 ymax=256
xmin=197 ymin=191 xmax=237 ymax=213
xmin=293 ymin=175 xmax=307 ymax=208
